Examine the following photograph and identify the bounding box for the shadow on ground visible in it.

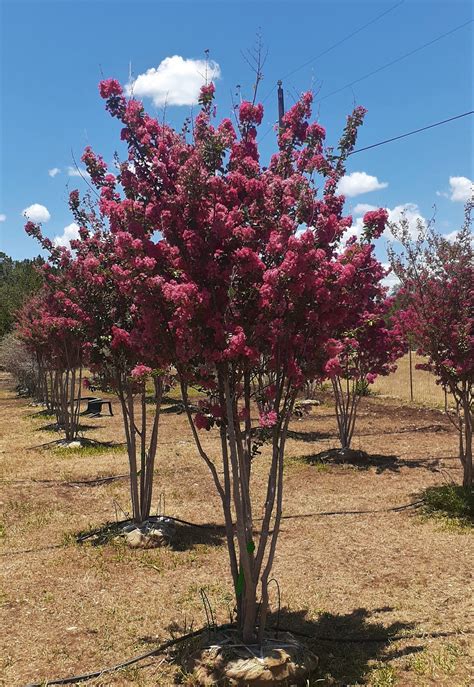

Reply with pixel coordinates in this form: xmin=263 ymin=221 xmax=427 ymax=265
xmin=300 ymin=448 xmax=441 ymax=474
xmin=34 ymin=422 xmax=104 ymax=433
xmin=287 ymin=429 xmax=334 ymax=442
xmin=266 ymin=606 xmax=422 ymax=686
xmin=75 ymin=518 xmax=225 ymax=550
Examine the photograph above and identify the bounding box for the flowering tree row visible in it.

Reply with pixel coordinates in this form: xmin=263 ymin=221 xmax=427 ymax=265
xmin=390 ymin=202 xmax=473 ymax=487
xmin=22 ymin=76 xmax=395 ymax=642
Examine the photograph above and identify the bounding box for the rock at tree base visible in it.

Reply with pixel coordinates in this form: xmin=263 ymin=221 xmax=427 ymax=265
xmin=123 ymin=517 xmax=175 ymax=548
xmin=185 ymin=630 xmax=318 ymax=686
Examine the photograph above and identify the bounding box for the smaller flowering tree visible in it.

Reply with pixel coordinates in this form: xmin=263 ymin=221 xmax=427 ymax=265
xmin=25 ymin=202 xmax=172 ymax=523
xmin=389 ymin=200 xmax=473 ymax=487
xmin=14 ymin=295 xmax=51 ymax=405
xmin=17 ymin=279 xmax=90 ymax=441
xmin=324 ymin=297 xmax=405 ymax=451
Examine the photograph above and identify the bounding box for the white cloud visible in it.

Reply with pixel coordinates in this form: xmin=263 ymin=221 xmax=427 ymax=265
xmin=67 ymin=166 xmax=90 ymax=179
xmin=22 ymin=203 xmax=51 ymax=223
xmin=381 ymin=263 xmax=400 ymax=293
xmin=444 ymin=229 xmax=474 ymax=247
xmin=448 ymin=176 xmax=472 ymax=203
xmin=353 ymin=203 xmax=377 ymax=215
xmin=437 ymin=176 xmax=473 ymax=202
xmin=337 ymin=171 xmax=388 ymax=198
xmin=0 ymin=214 xmax=6 ymax=222
xmin=386 ymin=203 xmax=426 ymax=240
xmin=127 ymin=55 xmax=221 ymax=107
xmin=53 ymin=222 xmax=80 ymax=248
xmin=348 ymin=202 xmax=426 ymax=242
xmin=48 ymin=167 xmax=61 ymax=178
xmin=444 ymin=230 xmax=459 ymax=242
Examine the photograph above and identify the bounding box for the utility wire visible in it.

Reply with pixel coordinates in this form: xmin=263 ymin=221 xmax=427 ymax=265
xmin=260 ymin=0 xmax=406 ymax=105
xmin=259 ymin=109 xmax=473 ymax=151
xmin=318 ymin=19 xmax=473 ymax=102
xmin=284 ymin=0 xmax=406 ymax=79
xmin=348 ymin=110 xmax=474 ymax=156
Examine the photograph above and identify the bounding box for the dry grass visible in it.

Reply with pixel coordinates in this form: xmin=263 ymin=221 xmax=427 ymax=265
xmin=372 ymin=353 xmax=453 ymax=408
xmin=0 ymin=372 xmax=472 ymax=687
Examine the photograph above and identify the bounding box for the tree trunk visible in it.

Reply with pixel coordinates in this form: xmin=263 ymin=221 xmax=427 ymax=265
xmin=117 ymin=375 xmax=163 ymax=524
xmin=462 ymin=395 xmax=472 ymax=488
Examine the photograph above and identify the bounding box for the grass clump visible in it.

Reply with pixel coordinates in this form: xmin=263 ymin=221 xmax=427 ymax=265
xmin=367 ymin=663 xmax=398 ymax=687
xmin=407 ymin=643 xmax=464 ymax=678
xmin=421 ymin=484 xmax=473 ymax=529
xmin=54 ymin=441 xmax=122 ymax=457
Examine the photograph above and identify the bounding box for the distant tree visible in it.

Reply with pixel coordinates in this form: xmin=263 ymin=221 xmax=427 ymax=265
xmin=0 ymin=252 xmax=44 ymax=337
xmin=25 ymin=196 xmax=172 ymax=524
xmin=0 ymin=332 xmax=39 ymax=397
xmin=389 ymin=201 xmax=473 ymax=487
xmin=18 ymin=283 xmax=90 ymax=442
xmin=324 ymin=299 xmax=405 ymax=451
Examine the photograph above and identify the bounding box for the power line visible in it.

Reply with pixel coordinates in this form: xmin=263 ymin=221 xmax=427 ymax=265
xmin=284 ymin=0 xmax=406 ymax=79
xmin=260 ymin=0 xmax=405 ymax=105
xmin=318 ymin=19 xmax=473 ymax=102
xmin=259 ymin=109 xmax=473 ymax=155
xmin=348 ymin=111 xmax=474 ymax=156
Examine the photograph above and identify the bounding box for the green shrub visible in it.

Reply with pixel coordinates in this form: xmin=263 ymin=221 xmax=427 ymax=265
xmin=422 ymin=484 xmax=473 ymax=528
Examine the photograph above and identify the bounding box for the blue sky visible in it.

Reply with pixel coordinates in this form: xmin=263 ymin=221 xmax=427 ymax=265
xmin=0 ymin=0 xmax=472 ymax=268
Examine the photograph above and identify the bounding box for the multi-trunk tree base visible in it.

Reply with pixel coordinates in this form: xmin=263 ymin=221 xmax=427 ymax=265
xmin=118 ymin=516 xmax=175 ymax=548
xmin=185 ymin=629 xmax=318 ymax=686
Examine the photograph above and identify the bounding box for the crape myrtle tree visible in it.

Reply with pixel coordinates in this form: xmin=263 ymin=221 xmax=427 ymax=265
xmin=77 ymin=75 xmax=390 ymax=643
xmin=25 ymin=196 xmax=173 ymax=524
xmin=325 ymin=284 xmax=406 ymax=451
xmin=15 ymin=294 xmax=53 ymax=408
xmin=389 ymin=200 xmax=473 ymax=487
xmin=17 ymin=268 xmax=90 ymax=441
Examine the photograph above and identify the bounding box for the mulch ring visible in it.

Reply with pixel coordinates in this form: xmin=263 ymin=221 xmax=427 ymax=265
xmin=183 ymin=628 xmax=318 ymax=686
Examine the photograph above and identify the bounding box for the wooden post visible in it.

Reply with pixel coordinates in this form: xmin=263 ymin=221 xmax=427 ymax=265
xmin=409 ymin=344 xmax=414 ymax=402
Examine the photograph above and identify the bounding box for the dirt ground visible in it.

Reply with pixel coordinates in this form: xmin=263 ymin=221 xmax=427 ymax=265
xmin=0 ymin=371 xmax=472 ymax=687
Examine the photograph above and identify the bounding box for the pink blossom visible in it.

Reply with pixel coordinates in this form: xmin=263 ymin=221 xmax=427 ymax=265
xmin=324 ymin=357 xmax=343 ymax=378
xmin=99 ymin=79 xmax=123 ymax=99
xmin=363 ymin=209 xmax=388 ymax=239
xmin=259 ymin=410 xmax=278 ymax=428
xmin=130 ymin=364 xmax=152 ymax=378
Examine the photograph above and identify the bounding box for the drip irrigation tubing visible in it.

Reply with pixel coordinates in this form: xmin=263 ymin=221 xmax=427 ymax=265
xmin=23 ymin=623 xmax=233 ymax=687
xmin=0 ymin=474 xmax=129 ymax=487
xmin=23 ymin=622 xmax=473 ymax=686
xmin=2 ymin=500 xmax=424 ymax=557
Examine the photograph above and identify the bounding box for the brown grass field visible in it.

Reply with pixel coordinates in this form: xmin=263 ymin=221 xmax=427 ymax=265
xmin=372 ymin=354 xmax=452 ymax=408
xmin=0 ymin=371 xmax=472 ymax=686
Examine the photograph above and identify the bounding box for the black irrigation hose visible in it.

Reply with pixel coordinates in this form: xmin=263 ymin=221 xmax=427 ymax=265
xmin=0 ymin=474 xmax=129 ymax=487
xmin=76 ymin=498 xmax=425 ymax=544
xmin=23 ymin=622 xmax=473 ymax=687
xmin=278 ymin=499 xmax=425 ymax=519
xmin=278 ymin=625 xmax=473 ymax=644
xmin=0 ymin=543 xmax=64 ymax=558
xmin=23 ymin=623 xmax=234 ymax=687
xmin=1 ymin=500 xmax=425 ymax=556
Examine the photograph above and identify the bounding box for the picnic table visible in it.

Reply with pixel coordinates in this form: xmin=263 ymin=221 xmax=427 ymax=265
xmin=80 ymin=396 xmax=113 ymax=417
